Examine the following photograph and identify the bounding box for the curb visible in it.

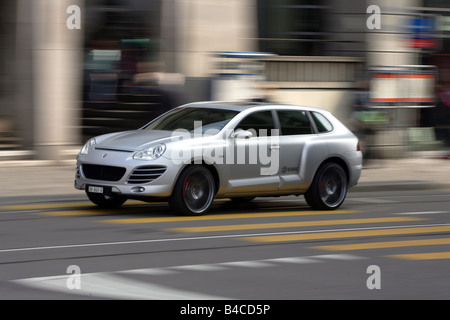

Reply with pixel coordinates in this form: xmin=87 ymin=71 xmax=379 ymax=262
xmin=0 ymin=160 xmax=76 ymax=167
xmin=351 ymin=181 xmax=450 ymax=192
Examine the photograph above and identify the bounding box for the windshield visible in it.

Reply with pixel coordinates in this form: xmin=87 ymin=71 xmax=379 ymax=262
xmin=143 ymin=107 xmax=239 ymax=134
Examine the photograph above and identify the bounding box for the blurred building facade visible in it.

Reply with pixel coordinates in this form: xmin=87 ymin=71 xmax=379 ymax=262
xmin=0 ymin=0 xmax=449 ymax=160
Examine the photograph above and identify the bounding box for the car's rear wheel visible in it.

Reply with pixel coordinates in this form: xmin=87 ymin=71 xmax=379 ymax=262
xmin=86 ymin=192 xmax=127 ymax=208
xmin=170 ymin=165 xmax=216 ymax=216
xmin=304 ymin=162 xmax=347 ymax=210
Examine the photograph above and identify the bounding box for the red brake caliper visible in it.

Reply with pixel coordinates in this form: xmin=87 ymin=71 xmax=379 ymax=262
xmin=184 ymin=178 xmax=190 ymax=195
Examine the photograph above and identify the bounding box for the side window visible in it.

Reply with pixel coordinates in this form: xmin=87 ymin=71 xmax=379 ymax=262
xmin=277 ymin=110 xmax=312 ymax=135
xmin=236 ymin=111 xmax=275 ymax=137
xmin=311 ymin=112 xmax=333 ymax=133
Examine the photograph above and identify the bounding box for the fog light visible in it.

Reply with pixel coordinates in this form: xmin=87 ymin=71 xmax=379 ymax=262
xmin=131 ymin=186 xmax=145 ymax=193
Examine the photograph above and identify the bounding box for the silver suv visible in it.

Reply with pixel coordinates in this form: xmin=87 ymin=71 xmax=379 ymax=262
xmin=75 ymin=101 xmax=362 ymax=215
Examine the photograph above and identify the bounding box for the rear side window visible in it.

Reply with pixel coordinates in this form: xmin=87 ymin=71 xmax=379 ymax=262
xmin=277 ymin=110 xmax=313 ymax=135
xmin=311 ymin=112 xmax=333 ymax=133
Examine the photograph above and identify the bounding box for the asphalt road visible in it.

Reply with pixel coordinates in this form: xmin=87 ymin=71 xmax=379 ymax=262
xmin=1 ymin=188 xmax=450 ymax=303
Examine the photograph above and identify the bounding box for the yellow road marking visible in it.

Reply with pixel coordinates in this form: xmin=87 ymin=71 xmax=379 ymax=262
xmin=1 ymin=203 xmax=93 ymax=211
xmin=387 ymin=252 xmax=450 ymax=260
xmin=0 ymin=200 xmax=147 ymax=211
xmin=165 ymin=217 xmax=427 ymax=233
xmin=239 ymin=226 xmax=450 ymax=243
xmin=99 ymin=210 xmax=359 ymax=224
xmin=0 ymin=198 xmax=229 ymax=212
xmin=311 ymin=238 xmax=450 ymax=251
xmin=39 ymin=210 xmax=125 ymax=216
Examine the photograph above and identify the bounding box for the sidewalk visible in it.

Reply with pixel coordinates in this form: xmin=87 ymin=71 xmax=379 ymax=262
xmin=355 ymin=157 xmax=450 ymax=192
xmin=0 ymin=155 xmax=449 ymax=200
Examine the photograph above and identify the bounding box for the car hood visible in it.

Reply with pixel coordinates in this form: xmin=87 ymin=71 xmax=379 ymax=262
xmin=96 ymin=130 xmax=177 ymax=151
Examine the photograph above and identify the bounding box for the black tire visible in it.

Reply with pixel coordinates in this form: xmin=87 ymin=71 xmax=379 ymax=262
xmin=169 ymin=165 xmax=216 ymax=216
xmin=304 ymin=162 xmax=348 ymax=210
xmin=86 ymin=192 xmax=127 ymax=208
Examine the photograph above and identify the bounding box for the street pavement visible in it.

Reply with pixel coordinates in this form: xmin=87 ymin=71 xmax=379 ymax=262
xmin=0 ymin=154 xmax=449 ymax=200
xmin=1 ymin=152 xmax=450 ymax=300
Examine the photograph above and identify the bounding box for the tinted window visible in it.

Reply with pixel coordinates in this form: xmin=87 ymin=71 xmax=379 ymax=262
xmin=236 ymin=111 xmax=275 ymax=137
xmin=311 ymin=112 xmax=333 ymax=133
xmin=277 ymin=110 xmax=312 ymax=135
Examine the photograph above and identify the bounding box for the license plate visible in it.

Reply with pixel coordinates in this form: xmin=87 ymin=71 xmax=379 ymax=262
xmin=88 ymin=186 xmax=104 ymax=194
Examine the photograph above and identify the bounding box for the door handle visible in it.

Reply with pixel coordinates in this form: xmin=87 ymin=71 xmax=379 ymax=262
xmin=270 ymin=145 xmax=280 ymax=150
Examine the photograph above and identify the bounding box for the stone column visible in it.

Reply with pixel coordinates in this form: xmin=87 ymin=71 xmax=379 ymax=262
xmin=32 ymin=0 xmax=84 ymax=161
xmin=15 ymin=0 xmax=35 ymax=149
xmin=174 ymin=0 xmax=258 ymax=77
xmin=366 ymin=0 xmax=422 ymax=67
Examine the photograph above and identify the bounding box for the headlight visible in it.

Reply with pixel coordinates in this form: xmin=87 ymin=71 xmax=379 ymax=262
xmin=80 ymin=138 xmax=97 ymax=155
xmin=133 ymin=144 xmax=166 ymax=160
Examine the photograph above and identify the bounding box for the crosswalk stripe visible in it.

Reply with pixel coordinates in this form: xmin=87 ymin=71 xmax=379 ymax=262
xmin=12 ymin=254 xmax=363 ymax=299
xmin=98 ymin=210 xmax=359 ymax=224
xmin=239 ymin=225 xmax=450 ymax=243
xmin=311 ymin=238 xmax=450 ymax=251
xmin=169 ymin=264 xmax=229 ymax=272
xmin=14 ymin=273 xmax=229 ymax=300
xmin=386 ymin=252 xmax=450 ymax=260
xmin=165 ymin=217 xmax=426 ymax=233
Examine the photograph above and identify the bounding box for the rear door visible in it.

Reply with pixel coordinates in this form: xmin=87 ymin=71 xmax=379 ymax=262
xmin=276 ymin=109 xmax=317 ymax=192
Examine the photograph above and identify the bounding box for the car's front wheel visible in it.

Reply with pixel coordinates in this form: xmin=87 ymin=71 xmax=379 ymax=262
xmin=304 ymin=162 xmax=348 ymax=210
xmin=86 ymin=192 xmax=127 ymax=208
xmin=170 ymin=165 xmax=216 ymax=216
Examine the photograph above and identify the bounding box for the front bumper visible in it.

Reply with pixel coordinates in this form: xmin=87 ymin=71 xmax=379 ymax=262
xmin=74 ymin=149 xmax=182 ymax=198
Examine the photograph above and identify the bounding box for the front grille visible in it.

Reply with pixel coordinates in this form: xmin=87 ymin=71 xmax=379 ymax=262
xmin=82 ymin=164 xmax=126 ymax=182
xmin=127 ymin=165 xmax=167 ymax=184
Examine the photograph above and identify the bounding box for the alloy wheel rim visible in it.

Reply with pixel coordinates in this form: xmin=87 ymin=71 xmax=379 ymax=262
xmin=183 ymin=170 xmax=214 ymax=214
xmin=319 ymin=167 xmax=347 ymax=208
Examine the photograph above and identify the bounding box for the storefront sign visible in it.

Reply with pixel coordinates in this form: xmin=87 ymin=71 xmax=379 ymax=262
xmin=370 ymin=71 xmax=436 ymax=106
xmin=406 ymin=17 xmax=438 ymax=49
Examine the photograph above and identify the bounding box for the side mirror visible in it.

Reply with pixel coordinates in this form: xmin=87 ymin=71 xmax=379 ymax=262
xmin=232 ymin=129 xmax=254 ymax=139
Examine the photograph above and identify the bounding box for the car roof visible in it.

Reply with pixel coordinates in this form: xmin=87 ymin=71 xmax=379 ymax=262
xmin=182 ymin=101 xmax=329 ymax=113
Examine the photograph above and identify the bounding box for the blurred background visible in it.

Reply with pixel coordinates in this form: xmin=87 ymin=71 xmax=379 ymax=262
xmin=0 ymin=0 xmax=449 ymax=162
